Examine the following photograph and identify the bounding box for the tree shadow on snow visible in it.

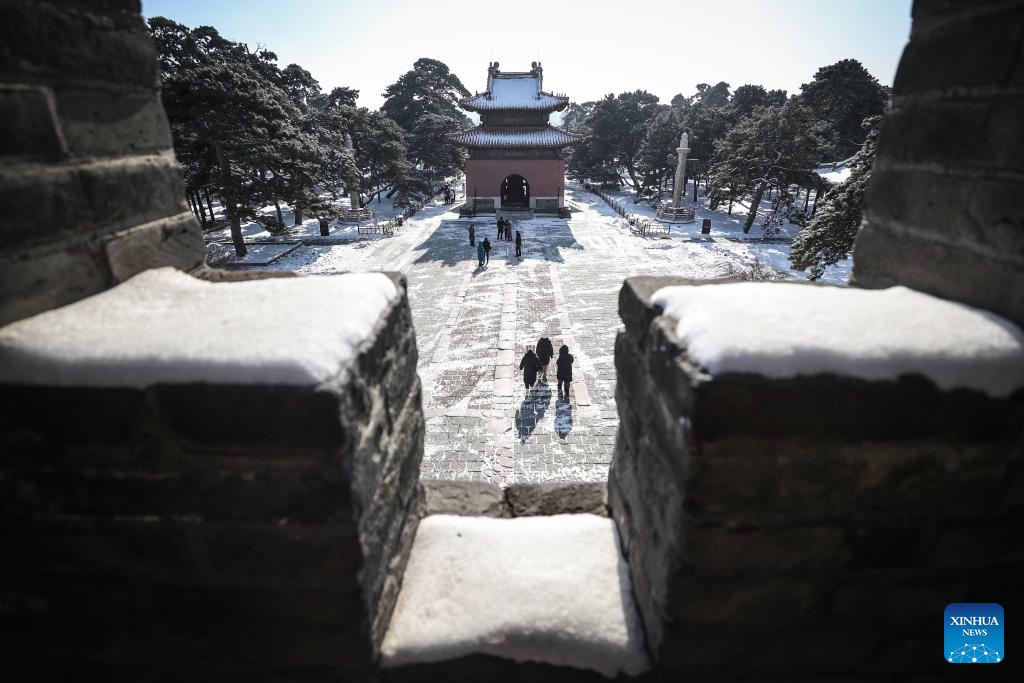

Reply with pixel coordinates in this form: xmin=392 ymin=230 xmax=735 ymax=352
xmin=515 ymin=383 xmax=552 ymax=444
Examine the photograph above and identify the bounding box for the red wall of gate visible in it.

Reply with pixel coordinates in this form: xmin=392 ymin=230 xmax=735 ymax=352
xmin=465 ymin=159 xmax=565 ymax=198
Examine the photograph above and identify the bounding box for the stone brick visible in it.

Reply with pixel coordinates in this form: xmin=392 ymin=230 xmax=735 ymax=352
xmin=0 ymin=241 xmax=111 ymax=327
xmin=664 ymin=578 xmax=826 ymax=632
xmin=154 ymin=383 xmax=347 ymax=456
xmin=687 ymin=438 xmax=1018 ymax=524
xmin=0 ymin=85 xmax=66 ymax=158
xmin=199 ymin=522 xmax=362 ymax=586
xmin=853 ymin=218 xmax=1024 ymax=328
xmin=832 ymin=579 xmax=970 ymax=627
xmin=750 ymin=629 xmax=877 ymax=675
xmin=863 ymin=163 xmax=1024 ymax=260
xmin=104 ymin=212 xmax=204 ymax=280
xmin=878 ymin=98 xmax=1024 ymax=175
xmin=0 ymin=2 xmax=159 ymax=90
xmin=421 ymin=479 xmax=507 ymax=516
xmin=680 ymin=521 xmax=851 ymax=578
xmin=0 ymin=154 xmax=188 ymax=251
xmin=895 ymin=4 xmax=1024 ymax=94
xmin=0 ymin=463 xmax=356 ymax=523
xmin=505 ymin=481 xmax=607 ymax=516
xmin=0 ymin=519 xmax=196 ymax=578
xmin=54 ymin=87 xmax=172 ymax=157
xmin=652 ymin=633 xmax=756 ymax=679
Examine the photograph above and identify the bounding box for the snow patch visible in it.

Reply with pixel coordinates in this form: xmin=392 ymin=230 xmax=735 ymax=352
xmin=0 ymin=267 xmax=398 ymax=388
xmin=651 ymin=283 xmax=1024 ymax=398
xmin=381 ymin=514 xmax=649 ymax=678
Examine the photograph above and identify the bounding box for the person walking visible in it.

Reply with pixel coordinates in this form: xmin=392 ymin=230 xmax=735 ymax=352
xmin=536 ymin=330 xmax=554 ymax=382
xmin=556 ymin=344 xmax=574 ymax=397
xmin=519 ymin=345 xmax=540 ymax=391
xmin=469 ymin=223 xmax=475 ymax=246
xmin=476 ymin=239 xmax=485 ymax=267
xmin=483 ymin=237 xmax=491 ymax=265
xmin=515 ymin=230 xmax=522 ymax=257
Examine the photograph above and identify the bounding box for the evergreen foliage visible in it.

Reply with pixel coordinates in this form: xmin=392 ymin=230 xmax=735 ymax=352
xmin=381 ymin=58 xmax=471 ymax=192
xmin=707 ymin=100 xmax=826 ymax=232
xmin=148 ymin=17 xmax=416 ymax=255
xmin=567 ymin=91 xmax=663 ymax=190
xmin=800 ymin=59 xmax=888 ymax=158
xmin=791 ymin=115 xmax=882 ymax=279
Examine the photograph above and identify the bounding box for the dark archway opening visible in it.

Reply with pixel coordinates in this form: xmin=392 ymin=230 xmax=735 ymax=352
xmin=501 ymin=174 xmax=529 ymax=208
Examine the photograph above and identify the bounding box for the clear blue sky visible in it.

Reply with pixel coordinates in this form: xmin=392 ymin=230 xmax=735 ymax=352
xmin=142 ymin=0 xmax=913 ymax=110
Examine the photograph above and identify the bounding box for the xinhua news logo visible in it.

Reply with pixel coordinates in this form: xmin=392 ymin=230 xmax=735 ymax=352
xmin=945 ymin=603 xmax=1003 ymax=663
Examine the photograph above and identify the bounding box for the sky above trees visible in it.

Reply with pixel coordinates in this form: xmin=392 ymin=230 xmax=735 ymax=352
xmin=141 ymin=0 xmax=912 ymax=111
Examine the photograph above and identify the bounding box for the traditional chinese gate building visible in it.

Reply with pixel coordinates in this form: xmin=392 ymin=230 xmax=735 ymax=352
xmin=452 ymin=62 xmax=579 ymax=216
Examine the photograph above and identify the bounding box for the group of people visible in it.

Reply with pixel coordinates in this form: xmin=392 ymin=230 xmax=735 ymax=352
xmin=476 ymin=236 xmax=491 ymax=267
xmin=469 ymin=218 xmax=524 ymax=266
xmin=496 ymin=216 xmax=513 ymax=241
xmin=519 ymin=330 xmax=574 ymax=397
xmin=497 ymin=218 xmax=524 ymax=257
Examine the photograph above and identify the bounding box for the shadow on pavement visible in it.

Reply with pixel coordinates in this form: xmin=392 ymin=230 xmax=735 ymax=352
xmin=515 ymin=383 xmax=552 ymax=444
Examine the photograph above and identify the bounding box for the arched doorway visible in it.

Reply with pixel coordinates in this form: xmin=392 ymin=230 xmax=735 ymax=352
xmin=501 ymin=174 xmax=529 ymax=209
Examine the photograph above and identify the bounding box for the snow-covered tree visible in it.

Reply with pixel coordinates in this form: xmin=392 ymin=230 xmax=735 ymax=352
xmin=800 ymin=59 xmax=887 ymax=159
xmin=568 ymin=91 xmax=663 ymax=189
xmin=708 ymin=100 xmax=825 ymax=232
xmin=381 ymin=58 xmax=471 ymax=188
xmin=790 ymin=115 xmax=882 ymax=279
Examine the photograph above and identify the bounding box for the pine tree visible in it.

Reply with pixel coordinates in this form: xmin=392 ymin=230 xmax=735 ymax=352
xmin=381 ymin=58 xmax=470 ymax=193
xmin=800 ymin=59 xmax=887 ymax=159
xmin=790 ymin=115 xmax=882 ymax=279
xmin=567 ymin=91 xmax=663 ymax=190
xmin=708 ymin=100 xmax=826 ymax=233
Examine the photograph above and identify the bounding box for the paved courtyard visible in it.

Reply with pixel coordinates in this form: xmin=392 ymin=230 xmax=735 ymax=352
xmin=268 ymin=186 xmax=820 ymax=486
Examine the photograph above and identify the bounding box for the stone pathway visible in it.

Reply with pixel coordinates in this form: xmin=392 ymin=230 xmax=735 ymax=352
xmin=268 ymin=186 xmax=797 ymax=486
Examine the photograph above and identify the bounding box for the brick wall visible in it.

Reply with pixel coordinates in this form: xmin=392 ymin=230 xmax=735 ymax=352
xmin=0 ymin=0 xmax=204 ymax=327
xmin=610 ymin=277 xmax=1023 ymax=681
xmin=852 ymin=0 xmax=1024 ymax=328
xmin=0 ymin=274 xmax=425 ymax=680
xmin=0 ymin=3 xmax=426 ymax=679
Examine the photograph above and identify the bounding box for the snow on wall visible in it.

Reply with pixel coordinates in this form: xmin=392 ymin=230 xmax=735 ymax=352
xmin=0 ymin=267 xmax=398 ymax=388
xmin=651 ymin=283 xmax=1024 ymax=398
xmin=381 ymin=513 xmax=650 ymax=678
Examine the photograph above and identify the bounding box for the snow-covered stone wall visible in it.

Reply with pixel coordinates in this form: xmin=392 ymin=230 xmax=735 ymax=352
xmin=610 ymin=275 xmax=1024 ymax=680
xmin=0 ymin=272 xmax=425 ymax=680
xmin=852 ymin=1 xmax=1024 ymax=328
xmin=0 ymin=0 xmax=204 ymax=327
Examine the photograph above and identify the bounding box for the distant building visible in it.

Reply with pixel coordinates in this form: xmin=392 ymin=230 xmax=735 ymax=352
xmin=451 ymin=62 xmax=580 ymax=215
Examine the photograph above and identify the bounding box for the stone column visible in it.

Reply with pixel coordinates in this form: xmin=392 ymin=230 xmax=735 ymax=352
xmin=671 ymin=132 xmax=689 ymax=208
xmin=346 ymin=132 xmax=361 ymax=210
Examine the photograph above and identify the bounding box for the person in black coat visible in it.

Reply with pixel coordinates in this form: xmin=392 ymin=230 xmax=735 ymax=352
xmin=482 ymin=237 xmax=491 ymax=265
xmin=519 ymin=345 xmax=540 ymax=390
xmin=515 ymin=230 xmax=522 ymax=256
xmin=469 ymin=223 xmax=475 ymax=246
xmin=536 ymin=331 xmax=554 ymax=382
xmin=556 ymin=344 xmax=574 ymax=396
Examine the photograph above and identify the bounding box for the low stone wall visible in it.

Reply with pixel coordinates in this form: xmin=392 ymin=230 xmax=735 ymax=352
xmin=422 ymin=480 xmax=607 ymax=517
xmin=0 ymin=274 xmax=424 ymax=680
xmin=610 ymin=276 xmax=1024 ymax=680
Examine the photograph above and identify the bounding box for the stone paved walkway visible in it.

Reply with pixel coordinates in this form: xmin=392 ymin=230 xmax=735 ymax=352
xmin=269 ymin=186 xmax=814 ymax=486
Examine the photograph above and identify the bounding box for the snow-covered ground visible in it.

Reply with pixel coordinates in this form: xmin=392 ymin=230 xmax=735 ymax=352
xmin=202 ymin=195 xmax=414 ymax=247
xmin=209 ymin=183 xmax=853 ymax=486
xmin=588 ymin=181 xmax=851 ymax=285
